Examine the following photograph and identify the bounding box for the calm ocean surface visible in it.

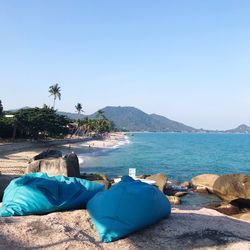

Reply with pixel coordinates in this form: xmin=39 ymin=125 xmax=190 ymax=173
xmin=80 ymin=133 xmax=250 ymax=182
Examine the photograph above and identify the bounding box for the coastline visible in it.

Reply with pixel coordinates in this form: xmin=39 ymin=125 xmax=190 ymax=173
xmin=0 ymin=132 xmax=127 ymax=175
xmin=0 ymin=133 xmax=249 ymax=248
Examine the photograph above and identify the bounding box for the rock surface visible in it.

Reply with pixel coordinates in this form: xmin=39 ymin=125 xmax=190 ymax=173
xmin=213 ymin=174 xmax=250 ymax=206
xmin=146 ymin=173 xmax=168 ymax=192
xmin=63 ymin=153 xmax=80 ymax=177
xmin=33 ymin=149 xmax=63 ymax=161
xmin=26 ymin=153 xmax=80 ymax=177
xmin=192 ymin=174 xmax=219 ymax=193
xmin=214 ymin=204 xmax=240 ymax=215
xmin=167 ymin=196 xmax=181 ymax=205
xmin=0 ymin=206 xmax=249 ymax=249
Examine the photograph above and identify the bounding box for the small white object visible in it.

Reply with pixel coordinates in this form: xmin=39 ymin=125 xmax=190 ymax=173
xmin=129 ymin=168 xmax=136 ymax=178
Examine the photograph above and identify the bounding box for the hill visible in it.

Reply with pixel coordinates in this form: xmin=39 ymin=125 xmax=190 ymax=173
xmin=225 ymin=124 xmax=250 ymax=133
xmin=93 ymin=106 xmax=197 ymax=132
xmin=57 ymin=111 xmax=86 ymax=120
xmin=59 ymin=106 xmax=196 ymax=132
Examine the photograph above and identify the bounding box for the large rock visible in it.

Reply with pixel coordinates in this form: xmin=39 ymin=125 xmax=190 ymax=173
xmin=237 ymin=212 xmax=250 ymax=222
xmin=214 ymin=203 xmax=240 ymax=215
xmin=213 ymin=174 xmax=250 ymax=206
xmin=33 ymin=149 xmax=62 ymax=161
xmin=0 ymin=207 xmax=250 ymax=249
xmin=26 ymin=153 xmax=80 ymax=177
xmin=64 ymin=153 xmax=80 ymax=177
xmin=192 ymin=174 xmax=219 ymax=193
xmin=146 ymin=173 xmax=168 ymax=192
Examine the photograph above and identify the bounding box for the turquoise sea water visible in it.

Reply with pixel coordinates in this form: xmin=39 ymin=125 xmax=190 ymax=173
xmin=80 ymin=133 xmax=250 ymax=182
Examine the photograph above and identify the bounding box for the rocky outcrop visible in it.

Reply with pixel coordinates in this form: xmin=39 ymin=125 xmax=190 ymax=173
xmin=146 ymin=173 xmax=168 ymax=192
xmin=233 ymin=212 xmax=250 ymax=222
xmin=33 ymin=149 xmax=62 ymax=161
xmin=0 ymin=207 xmax=249 ymax=249
xmin=192 ymin=174 xmax=219 ymax=193
xmin=27 ymin=152 xmax=80 ymax=177
xmin=214 ymin=203 xmax=240 ymax=215
xmin=63 ymin=153 xmax=80 ymax=177
xmin=213 ymin=174 xmax=250 ymax=206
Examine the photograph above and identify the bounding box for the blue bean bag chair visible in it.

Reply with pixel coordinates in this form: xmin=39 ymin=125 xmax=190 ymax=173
xmin=0 ymin=172 xmax=105 ymax=217
xmin=87 ymin=176 xmax=171 ymax=242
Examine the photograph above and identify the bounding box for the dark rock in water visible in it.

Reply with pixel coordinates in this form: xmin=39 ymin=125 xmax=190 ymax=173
xmin=0 ymin=175 xmax=19 ymax=201
xmin=27 ymin=153 xmax=80 ymax=177
xmin=146 ymin=173 xmax=168 ymax=192
xmin=164 ymin=184 xmax=188 ymax=196
xmin=213 ymin=203 xmax=240 ymax=215
xmin=192 ymin=174 xmax=219 ymax=193
xmin=33 ymin=149 xmax=62 ymax=161
xmin=63 ymin=153 xmax=80 ymax=177
xmin=213 ymin=174 xmax=250 ymax=207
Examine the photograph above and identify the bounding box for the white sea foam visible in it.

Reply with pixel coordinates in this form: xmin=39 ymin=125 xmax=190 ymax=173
xmin=78 ymin=135 xmax=130 ymax=165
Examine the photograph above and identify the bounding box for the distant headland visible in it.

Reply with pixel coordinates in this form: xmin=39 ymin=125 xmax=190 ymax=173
xmin=58 ymin=106 xmax=250 ymax=134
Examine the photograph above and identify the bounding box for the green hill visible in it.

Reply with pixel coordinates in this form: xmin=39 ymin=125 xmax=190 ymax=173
xmin=97 ymin=106 xmax=197 ymax=132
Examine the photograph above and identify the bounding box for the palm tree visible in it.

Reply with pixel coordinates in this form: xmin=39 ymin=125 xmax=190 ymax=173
xmin=75 ymin=103 xmax=83 ymax=116
xmin=49 ymin=83 xmax=61 ymax=109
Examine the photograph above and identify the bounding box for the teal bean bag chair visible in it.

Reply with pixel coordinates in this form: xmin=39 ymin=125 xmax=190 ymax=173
xmin=0 ymin=172 xmax=105 ymax=217
xmin=87 ymin=176 xmax=171 ymax=242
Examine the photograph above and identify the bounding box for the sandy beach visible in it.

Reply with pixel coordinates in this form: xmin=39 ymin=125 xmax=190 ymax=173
xmin=0 ymin=132 xmax=126 ymax=175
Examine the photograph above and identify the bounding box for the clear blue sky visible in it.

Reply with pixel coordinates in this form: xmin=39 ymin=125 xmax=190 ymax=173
xmin=0 ymin=1 xmax=250 ymax=130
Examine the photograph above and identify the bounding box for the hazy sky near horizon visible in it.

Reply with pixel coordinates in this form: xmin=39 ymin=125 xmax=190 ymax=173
xmin=0 ymin=1 xmax=250 ymax=130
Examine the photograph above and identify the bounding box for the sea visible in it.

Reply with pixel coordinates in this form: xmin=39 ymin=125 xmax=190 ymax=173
xmin=79 ymin=132 xmax=250 ymax=183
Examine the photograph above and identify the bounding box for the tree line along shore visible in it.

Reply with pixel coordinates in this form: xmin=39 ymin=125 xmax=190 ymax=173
xmin=0 ymin=84 xmax=115 ymax=141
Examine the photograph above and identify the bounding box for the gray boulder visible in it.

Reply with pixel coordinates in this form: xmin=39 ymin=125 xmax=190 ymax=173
xmin=33 ymin=149 xmax=62 ymax=161
xmin=27 ymin=152 xmax=80 ymax=177
xmin=192 ymin=174 xmax=220 ymax=193
xmin=213 ymin=174 xmax=250 ymax=206
xmin=146 ymin=173 xmax=168 ymax=192
xmin=64 ymin=153 xmax=80 ymax=177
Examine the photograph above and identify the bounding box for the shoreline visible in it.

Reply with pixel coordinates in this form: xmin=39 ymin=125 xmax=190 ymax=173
xmin=0 ymin=132 xmax=126 ymax=175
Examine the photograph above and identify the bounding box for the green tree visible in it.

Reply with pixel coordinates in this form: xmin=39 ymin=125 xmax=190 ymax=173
xmin=0 ymin=100 xmax=3 ymax=116
xmin=75 ymin=103 xmax=83 ymax=116
xmin=49 ymin=83 xmax=61 ymax=109
xmin=14 ymin=107 xmax=70 ymax=139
